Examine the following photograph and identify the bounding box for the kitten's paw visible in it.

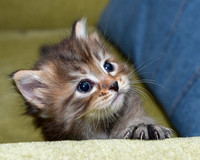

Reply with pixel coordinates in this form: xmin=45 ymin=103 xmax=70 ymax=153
xmin=124 ymin=124 xmax=172 ymax=140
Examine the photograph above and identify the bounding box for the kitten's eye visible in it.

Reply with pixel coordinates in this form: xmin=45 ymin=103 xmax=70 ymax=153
xmin=104 ymin=62 xmax=114 ymax=72
xmin=77 ymin=81 xmax=93 ymax=93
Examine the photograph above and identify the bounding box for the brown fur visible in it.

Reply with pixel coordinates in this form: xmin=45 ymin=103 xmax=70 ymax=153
xmin=12 ymin=19 xmax=172 ymax=140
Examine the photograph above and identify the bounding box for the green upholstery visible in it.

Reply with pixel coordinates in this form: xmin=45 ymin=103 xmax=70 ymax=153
xmin=0 ymin=0 xmax=108 ymax=30
xmin=0 ymin=0 xmax=173 ymax=144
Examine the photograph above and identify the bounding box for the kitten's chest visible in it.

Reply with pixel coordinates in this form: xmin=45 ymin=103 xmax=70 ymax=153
xmin=80 ymin=120 xmax=109 ymax=139
xmin=89 ymin=131 xmax=109 ymax=139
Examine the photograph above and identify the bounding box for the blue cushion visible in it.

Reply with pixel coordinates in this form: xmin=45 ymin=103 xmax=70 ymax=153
xmin=99 ymin=0 xmax=200 ymax=137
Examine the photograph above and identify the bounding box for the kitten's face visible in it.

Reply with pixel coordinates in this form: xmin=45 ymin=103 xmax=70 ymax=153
xmin=66 ymin=40 xmax=130 ymax=119
xmin=12 ymin=19 xmax=131 ymax=121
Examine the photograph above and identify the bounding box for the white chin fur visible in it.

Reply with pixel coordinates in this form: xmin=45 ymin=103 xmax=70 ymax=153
xmin=87 ymin=93 xmax=125 ymax=120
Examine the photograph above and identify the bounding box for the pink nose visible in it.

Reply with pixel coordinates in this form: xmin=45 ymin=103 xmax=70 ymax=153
xmin=109 ymin=81 xmax=119 ymax=92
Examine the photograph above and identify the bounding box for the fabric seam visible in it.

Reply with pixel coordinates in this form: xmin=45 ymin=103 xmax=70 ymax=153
xmin=170 ymin=66 xmax=200 ymax=117
xmin=152 ymin=0 xmax=189 ymax=80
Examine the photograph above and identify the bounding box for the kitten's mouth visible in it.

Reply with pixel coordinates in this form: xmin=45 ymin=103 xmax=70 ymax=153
xmin=112 ymin=93 xmax=121 ymax=104
xmin=86 ymin=92 xmax=125 ymax=119
xmin=111 ymin=92 xmax=124 ymax=107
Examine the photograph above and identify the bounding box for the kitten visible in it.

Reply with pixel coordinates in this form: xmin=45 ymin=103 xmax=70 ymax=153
xmin=12 ymin=19 xmax=172 ymax=140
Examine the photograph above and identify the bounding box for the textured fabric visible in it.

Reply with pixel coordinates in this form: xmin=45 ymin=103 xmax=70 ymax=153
xmin=99 ymin=0 xmax=200 ymax=137
xmin=0 ymin=138 xmax=200 ymax=160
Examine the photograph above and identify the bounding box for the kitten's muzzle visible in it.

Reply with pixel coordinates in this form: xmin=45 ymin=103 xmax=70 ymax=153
xmin=109 ymin=81 xmax=119 ymax=92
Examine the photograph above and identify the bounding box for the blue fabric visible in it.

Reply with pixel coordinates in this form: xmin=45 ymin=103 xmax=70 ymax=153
xmin=98 ymin=0 xmax=200 ymax=137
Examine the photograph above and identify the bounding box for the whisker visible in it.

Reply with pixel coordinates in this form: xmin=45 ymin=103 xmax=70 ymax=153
xmin=128 ymin=87 xmax=154 ymax=108
xmin=108 ymin=108 xmax=117 ymax=123
xmin=100 ymin=36 xmax=111 ymax=52
xmin=134 ymin=56 xmax=164 ymax=75
xmin=131 ymin=78 xmax=167 ymax=91
xmin=101 ymin=110 xmax=107 ymax=132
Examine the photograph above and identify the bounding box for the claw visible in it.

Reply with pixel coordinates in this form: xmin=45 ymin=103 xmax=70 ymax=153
xmin=124 ymin=131 xmax=131 ymax=139
xmin=165 ymin=132 xmax=171 ymax=138
xmin=154 ymin=131 xmax=159 ymax=140
xmin=140 ymin=131 xmax=145 ymax=140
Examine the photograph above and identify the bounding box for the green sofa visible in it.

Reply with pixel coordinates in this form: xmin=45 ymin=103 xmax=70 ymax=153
xmin=0 ymin=0 xmax=199 ymax=159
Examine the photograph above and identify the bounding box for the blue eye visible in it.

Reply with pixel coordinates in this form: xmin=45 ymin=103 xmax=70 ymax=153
xmin=77 ymin=81 xmax=93 ymax=93
xmin=104 ymin=62 xmax=114 ymax=72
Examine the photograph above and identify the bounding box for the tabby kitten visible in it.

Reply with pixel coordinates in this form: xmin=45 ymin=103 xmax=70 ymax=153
xmin=12 ymin=19 xmax=172 ymax=140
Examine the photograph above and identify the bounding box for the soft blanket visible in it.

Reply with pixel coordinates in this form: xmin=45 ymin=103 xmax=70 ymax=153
xmin=0 ymin=137 xmax=199 ymax=160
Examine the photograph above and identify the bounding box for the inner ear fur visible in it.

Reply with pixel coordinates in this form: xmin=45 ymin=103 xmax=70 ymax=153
xmin=89 ymin=32 xmax=100 ymax=42
xmin=72 ymin=18 xmax=87 ymax=39
xmin=12 ymin=70 xmax=48 ymax=109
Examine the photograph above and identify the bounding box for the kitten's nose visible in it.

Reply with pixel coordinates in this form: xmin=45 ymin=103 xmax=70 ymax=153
xmin=109 ymin=81 xmax=119 ymax=92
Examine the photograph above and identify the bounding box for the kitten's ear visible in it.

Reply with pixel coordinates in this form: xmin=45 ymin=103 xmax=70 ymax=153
xmin=89 ymin=32 xmax=101 ymax=43
xmin=12 ymin=70 xmax=48 ymax=109
xmin=72 ymin=18 xmax=87 ymax=39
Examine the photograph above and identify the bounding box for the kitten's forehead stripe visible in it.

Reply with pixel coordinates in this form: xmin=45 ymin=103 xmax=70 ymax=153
xmin=72 ymin=96 xmax=93 ymax=117
xmin=62 ymin=93 xmax=74 ymax=110
xmin=93 ymin=51 xmax=102 ymax=61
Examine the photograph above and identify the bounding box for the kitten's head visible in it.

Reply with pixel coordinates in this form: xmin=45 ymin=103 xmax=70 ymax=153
xmin=12 ymin=19 xmax=131 ymax=122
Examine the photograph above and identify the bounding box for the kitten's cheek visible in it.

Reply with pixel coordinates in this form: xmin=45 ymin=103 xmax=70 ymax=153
xmin=120 ymin=77 xmax=130 ymax=92
xmin=118 ymin=82 xmax=129 ymax=94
